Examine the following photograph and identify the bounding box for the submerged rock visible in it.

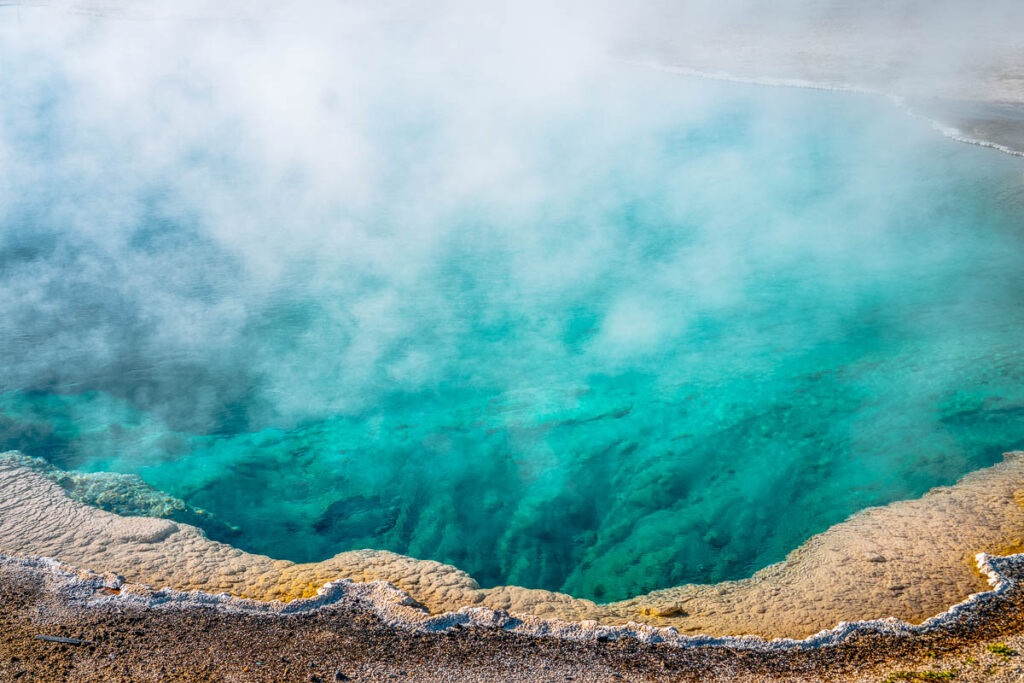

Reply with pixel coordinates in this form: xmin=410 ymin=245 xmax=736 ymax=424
xmin=313 ymin=495 xmax=400 ymax=540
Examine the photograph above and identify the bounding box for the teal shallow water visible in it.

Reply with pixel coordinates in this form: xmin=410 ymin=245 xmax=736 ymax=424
xmin=1 ymin=62 xmax=1024 ymax=602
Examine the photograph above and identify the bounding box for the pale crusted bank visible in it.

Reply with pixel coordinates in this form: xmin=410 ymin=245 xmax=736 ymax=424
xmin=3 ymin=450 xmax=1024 ymax=639
xmin=628 ymin=2 xmax=1024 ymax=155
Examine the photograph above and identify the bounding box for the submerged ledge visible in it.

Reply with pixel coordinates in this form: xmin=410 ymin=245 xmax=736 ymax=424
xmin=3 ymin=450 xmax=1024 ymax=639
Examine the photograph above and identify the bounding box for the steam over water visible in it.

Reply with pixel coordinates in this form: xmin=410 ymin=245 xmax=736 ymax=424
xmin=2 ymin=7 xmax=1024 ymax=603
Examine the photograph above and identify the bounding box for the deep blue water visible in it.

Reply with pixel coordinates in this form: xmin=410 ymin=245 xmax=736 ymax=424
xmin=2 ymin=60 xmax=1024 ymax=602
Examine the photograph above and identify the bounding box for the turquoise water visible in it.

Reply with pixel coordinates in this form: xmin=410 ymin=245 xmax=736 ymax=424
xmin=2 ymin=62 xmax=1024 ymax=602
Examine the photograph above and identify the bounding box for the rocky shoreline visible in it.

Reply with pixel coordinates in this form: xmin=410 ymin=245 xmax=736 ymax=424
xmin=3 ymin=553 xmax=1024 ymax=682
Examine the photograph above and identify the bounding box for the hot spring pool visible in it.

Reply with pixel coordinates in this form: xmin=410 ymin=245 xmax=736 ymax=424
xmin=2 ymin=58 xmax=1024 ymax=603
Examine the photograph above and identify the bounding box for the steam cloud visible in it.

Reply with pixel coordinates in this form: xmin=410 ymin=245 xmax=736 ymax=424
xmin=2 ymin=0 xmax=1019 ymax=437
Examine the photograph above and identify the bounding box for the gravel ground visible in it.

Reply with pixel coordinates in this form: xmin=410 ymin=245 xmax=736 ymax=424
xmin=3 ymin=557 xmax=1024 ymax=682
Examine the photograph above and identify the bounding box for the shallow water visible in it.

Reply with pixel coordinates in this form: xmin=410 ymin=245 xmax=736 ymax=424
xmin=2 ymin=61 xmax=1024 ymax=602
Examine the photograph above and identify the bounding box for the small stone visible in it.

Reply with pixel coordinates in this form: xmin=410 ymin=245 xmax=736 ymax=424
xmin=639 ymin=605 xmax=685 ymax=618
